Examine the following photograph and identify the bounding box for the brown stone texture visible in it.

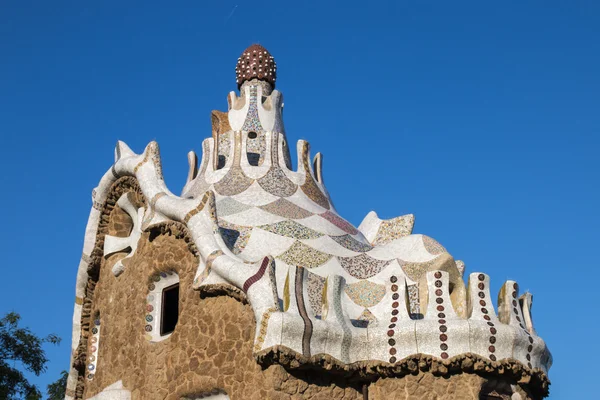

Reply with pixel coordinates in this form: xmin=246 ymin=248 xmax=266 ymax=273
xmin=106 ymin=205 xmax=130 ymax=236
xmin=369 ymin=374 xmax=535 ymax=400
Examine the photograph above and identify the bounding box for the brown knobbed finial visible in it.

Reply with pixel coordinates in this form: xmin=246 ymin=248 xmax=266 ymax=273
xmin=235 ymin=44 xmax=277 ymax=89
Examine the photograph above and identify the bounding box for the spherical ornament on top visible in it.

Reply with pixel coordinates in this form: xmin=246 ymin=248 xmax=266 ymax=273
xmin=235 ymin=44 xmax=277 ymax=89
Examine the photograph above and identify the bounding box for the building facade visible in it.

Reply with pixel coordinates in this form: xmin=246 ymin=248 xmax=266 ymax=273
xmin=66 ymin=45 xmax=551 ymax=400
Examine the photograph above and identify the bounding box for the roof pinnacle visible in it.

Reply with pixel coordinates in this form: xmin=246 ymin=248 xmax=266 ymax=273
xmin=235 ymin=44 xmax=277 ymax=89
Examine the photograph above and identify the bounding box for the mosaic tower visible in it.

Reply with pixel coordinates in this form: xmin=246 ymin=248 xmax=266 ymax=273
xmin=66 ymin=44 xmax=552 ymax=400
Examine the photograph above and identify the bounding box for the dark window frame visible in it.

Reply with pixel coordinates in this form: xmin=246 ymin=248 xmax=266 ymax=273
xmin=160 ymin=282 xmax=180 ymax=336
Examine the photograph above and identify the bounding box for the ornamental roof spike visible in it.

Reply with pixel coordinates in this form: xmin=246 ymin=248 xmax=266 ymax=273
xmin=236 ymin=44 xmax=277 ymax=89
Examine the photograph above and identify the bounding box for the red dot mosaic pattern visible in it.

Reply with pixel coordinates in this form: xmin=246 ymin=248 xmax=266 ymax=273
xmin=387 ymin=275 xmax=399 ymax=363
xmin=433 ymin=271 xmax=450 ymax=360
xmin=477 ymin=274 xmax=498 ymax=361
xmin=513 ymin=282 xmax=534 ymax=369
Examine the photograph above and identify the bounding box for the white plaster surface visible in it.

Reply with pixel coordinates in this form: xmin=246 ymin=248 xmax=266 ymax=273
xmin=86 ymin=380 xmax=130 ymax=400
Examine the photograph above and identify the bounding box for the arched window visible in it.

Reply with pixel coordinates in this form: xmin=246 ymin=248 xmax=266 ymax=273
xmin=246 ymin=131 xmax=260 ymax=166
xmin=161 ymin=282 xmax=179 ymax=335
xmin=479 ymin=379 xmax=519 ymax=400
xmin=145 ymin=271 xmax=180 ymax=342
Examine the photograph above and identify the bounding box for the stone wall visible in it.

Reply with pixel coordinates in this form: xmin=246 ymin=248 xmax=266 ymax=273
xmin=369 ymin=374 xmax=534 ymax=400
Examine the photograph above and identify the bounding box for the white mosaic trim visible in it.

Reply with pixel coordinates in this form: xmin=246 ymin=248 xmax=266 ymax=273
xmin=87 ymin=380 xmax=131 ymax=400
xmin=103 ymin=193 xmax=145 ymax=277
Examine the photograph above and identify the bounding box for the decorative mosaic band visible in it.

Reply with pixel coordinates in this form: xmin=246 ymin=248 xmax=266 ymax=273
xmin=432 ymin=271 xmax=450 ymax=360
xmin=183 ymin=192 xmax=211 ymax=224
xmin=194 ymin=250 xmax=224 ymax=287
xmin=142 ymin=191 xmax=166 ymax=228
xmin=254 ymin=307 xmax=278 ymax=353
xmin=510 ymin=282 xmax=535 ymax=369
xmin=242 ymin=257 xmax=270 ymax=292
xmin=133 ymin=151 xmax=150 ymax=174
xmin=294 ymin=267 xmax=313 ymax=358
xmin=387 ymin=275 xmax=401 ymax=363
xmin=87 ymin=317 xmax=100 ymax=380
xmin=299 ymin=141 xmax=330 ymax=210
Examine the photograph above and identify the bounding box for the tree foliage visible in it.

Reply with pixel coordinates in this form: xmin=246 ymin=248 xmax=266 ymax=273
xmin=47 ymin=370 xmax=68 ymax=400
xmin=0 ymin=312 xmax=61 ymax=400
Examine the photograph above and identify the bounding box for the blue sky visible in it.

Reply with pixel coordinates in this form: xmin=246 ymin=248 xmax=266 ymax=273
xmin=0 ymin=1 xmax=598 ymax=398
